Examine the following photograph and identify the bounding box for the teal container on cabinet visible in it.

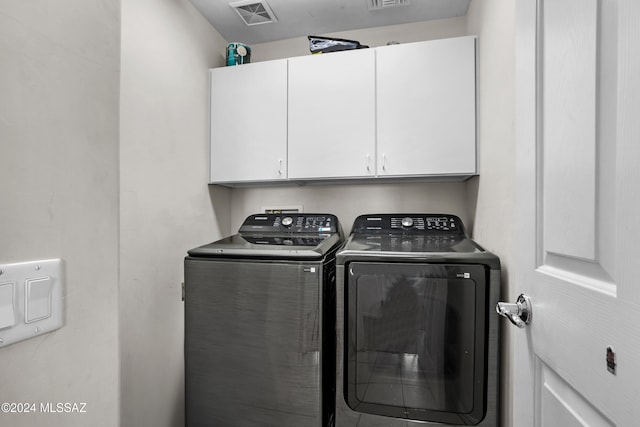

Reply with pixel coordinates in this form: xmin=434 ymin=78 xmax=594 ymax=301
xmin=226 ymin=43 xmax=251 ymax=66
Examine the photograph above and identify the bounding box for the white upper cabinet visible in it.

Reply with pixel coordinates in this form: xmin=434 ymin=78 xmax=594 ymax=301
xmin=376 ymin=36 xmax=477 ymax=177
xmin=288 ymin=49 xmax=376 ymax=180
xmin=208 ymin=36 xmax=476 ymax=185
xmin=209 ymin=59 xmax=287 ymax=184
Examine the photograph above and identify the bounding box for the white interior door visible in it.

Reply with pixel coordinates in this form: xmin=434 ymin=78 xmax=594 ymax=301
xmin=513 ymin=0 xmax=640 ymax=426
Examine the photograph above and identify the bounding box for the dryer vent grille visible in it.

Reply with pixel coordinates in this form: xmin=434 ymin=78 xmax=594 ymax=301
xmin=367 ymin=0 xmax=410 ymax=11
xmin=261 ymin=205 xmax=302 ymax=214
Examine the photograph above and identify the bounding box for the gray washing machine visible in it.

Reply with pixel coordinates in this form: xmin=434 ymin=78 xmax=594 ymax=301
xmin=184 ymin=213 xmax=343 ymax=427
xmin=335 ymin=214 xmax=501 ymax=426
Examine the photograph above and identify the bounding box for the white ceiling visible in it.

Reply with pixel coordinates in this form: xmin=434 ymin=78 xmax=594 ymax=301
xmin=189 ymin=0 xmax=471 ymax=45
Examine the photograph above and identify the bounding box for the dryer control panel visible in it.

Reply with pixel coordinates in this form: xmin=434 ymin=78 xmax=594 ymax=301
xmin=239 ymin=214 xmax=340 ymax=234
xmin=351 ymin=214 xmax=465 ymax=235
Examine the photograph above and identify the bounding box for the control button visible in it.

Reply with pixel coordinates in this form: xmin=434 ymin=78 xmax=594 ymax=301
xmin=281 ymin=217 xmax=293 ymax=227
xmin=401 ymin=217 xmax=414 ymax=228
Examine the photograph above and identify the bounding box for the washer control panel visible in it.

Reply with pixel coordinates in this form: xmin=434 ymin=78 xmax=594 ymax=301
xmin=240 ymin=214 xmax=340 ymax=234
xmin=352 ymin=214 xmax=465 ymax=235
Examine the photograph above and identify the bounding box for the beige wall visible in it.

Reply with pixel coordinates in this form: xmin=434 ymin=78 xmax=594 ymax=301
xmin=230 ymin=182 xmax=471 ymax=236
xmin=0 ymin=1 xmax=121 ymax=426
xmin=466 ymin=1 xmax=516 ymax=426
xmin=119 ymin=0 xmax=230 ymax=426
xmin=250 ymin=16 xmax=468 ymax=61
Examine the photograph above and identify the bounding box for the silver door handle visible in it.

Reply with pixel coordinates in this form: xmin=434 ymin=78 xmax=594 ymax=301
xmin=496 ymin=293 xmax=532 ymax=328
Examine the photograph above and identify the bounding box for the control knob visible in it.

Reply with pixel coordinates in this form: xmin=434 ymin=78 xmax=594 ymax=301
xmin=281 ymin=217 xmax=294 ymax=227
xmin=401 ymin=217 xmax=414 ymax=228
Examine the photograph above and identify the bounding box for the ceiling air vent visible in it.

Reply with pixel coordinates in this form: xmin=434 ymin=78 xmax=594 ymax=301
xmin=230 ymin=0 xmax=278 ymax=26
xmin=367 ymin=0 xmax=410 ymax=11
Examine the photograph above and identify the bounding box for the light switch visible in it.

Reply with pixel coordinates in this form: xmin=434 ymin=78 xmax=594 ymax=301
xmin=25 ymin=276 xmax=52 ymax=323
xmin=0 ymin=282 xmax=16 ymax=329
xmin=0 ymin=259 xmax=63 ymax=347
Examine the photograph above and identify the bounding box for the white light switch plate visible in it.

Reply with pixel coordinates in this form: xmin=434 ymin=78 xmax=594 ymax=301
xmin=0 ymin=259 xmax=63 ymax=348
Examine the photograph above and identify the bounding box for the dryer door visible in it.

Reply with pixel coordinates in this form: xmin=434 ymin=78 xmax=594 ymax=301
xmin=344 ymin=262 xmax=488 ymax=425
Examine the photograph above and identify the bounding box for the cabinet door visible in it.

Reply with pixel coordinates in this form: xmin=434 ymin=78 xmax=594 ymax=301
xmin=209 ymin=60 xmax=287 ymax=183
xmin=376 ymin=37 xmax=477 ymax=177
xmin=288 ymin=49 xmax=376 ymax=179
